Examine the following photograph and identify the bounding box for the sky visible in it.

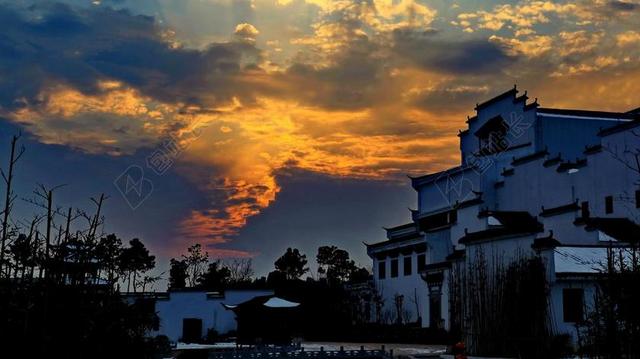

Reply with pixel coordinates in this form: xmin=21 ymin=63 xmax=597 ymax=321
xmin=0 ymin=0 xmax=639 ymax=278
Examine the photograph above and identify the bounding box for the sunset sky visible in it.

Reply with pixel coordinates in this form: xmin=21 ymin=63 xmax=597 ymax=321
xmin=1 ymin=0 xmax=639 ymax=276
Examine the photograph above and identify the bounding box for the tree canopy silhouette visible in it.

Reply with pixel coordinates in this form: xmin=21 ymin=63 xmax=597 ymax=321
xmin=274 ymin=247 xmax=309 ymax=280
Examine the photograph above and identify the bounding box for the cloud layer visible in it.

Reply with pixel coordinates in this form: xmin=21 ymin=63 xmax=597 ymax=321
xmin=1 ymin=0 xmax=639 ymax=257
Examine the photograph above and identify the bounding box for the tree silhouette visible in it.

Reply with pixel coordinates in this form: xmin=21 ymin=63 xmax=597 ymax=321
xmin=274 ymin=247 xmax=309 ymax=280
xmin=197 ymin=260 xmax=231 ymax=290
xmin=316 ymin=245 xmax=358 ymax=283
xmin=168 ymin=258 xmax=188 ymax=290
xmin=228 ymin=258 xmax=255 ymax=284
xmin=0 ymin=133 xmax=24 ymax=276
xmin=119 ymin=238 xmax=155 ymax=293
xmin=182 ymin=243 xmax=208 ymax=287
xmin=9 ymin=233 xmax=33 ymax=280
xmin=95 ymin=234 xmax=122 ymax=287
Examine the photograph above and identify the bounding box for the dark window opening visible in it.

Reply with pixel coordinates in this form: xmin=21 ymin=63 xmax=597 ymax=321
xmin=378 ymin=261 xmax=386 ymax=279
xmin=581 ymin=201 xmax=590 ymax=218
xmin=404 ymin=256 xmax=412 ymax=276
xmin=563 ymin=288 xmax=584 ymax=323
xmin=449 ymin=210 xmax=458 ymax=223
xmin=605 ymin=195 xmax=614 ymax=214
xmin=417 ymin=253 xmax=426 ymax=272
xmin=479 ymin=132 xmax=508 ymax=155
xmin=390 ymin=258 xmax=399 ymax=278
xmin=419 ymin=210 xmax=458 ymax=231
xmin=475 ymin=116 xmax=509 ymax=155
xmin=182 ymin=318 xmax=203 ymax=343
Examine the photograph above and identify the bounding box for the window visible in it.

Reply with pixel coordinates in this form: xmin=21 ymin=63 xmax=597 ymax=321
xmin=417 ymin=253 xmax=426 ymax=272
xmin=404 ymin=256 xmax=412 ymax=276
xmin=581 ymin=201 xmax=590 ymax=218
xmin=449 ymin=210 xmax=458 ymax=223
xmin=390 ymin=258 xmax=399 ymax=278
xmin=182 ymin=318 xmax=203 ymax=343
xmin=419 ymin=210 xmax=457 ymax=231
xmin=378 ymin=261 xmax=386 ymax=280
xmin=605 ymin=195 xmax=614 ymax=214
xmin=475 ymin=116 xmax=509 ymax=154
xmin=563 ymin=288 xmax=584 ymax=322
xmin=636 ymin=190 xmax=640 ymax=209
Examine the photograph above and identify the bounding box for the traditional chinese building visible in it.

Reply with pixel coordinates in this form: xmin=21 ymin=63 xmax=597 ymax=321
xmin=124 ymin=289 xmax=274 ymax=343
xmin=223 ymin=295 xmax=301 ymax=345
xmin=366 ymin=87 xmax=640 ymax=343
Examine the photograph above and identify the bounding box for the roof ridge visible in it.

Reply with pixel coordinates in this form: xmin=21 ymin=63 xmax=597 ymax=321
xmin=475 ymin=86 xmax=518 ymax=111
xmin=598 ymin=119 xmax=640 ymax=137
xmin=538 ymin=107 xmax=636 ymax=119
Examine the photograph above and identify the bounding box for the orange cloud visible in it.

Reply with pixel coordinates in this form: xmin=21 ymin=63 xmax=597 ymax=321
xmin=166 ymin=95 xmax=462 ymax=254
xmin=3 ymin=0 xmax=640 ymax=259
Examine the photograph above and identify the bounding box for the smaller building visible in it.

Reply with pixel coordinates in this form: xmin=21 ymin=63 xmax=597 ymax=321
xmin=125 ymin=289 xmax=274 ymax=343
xmin=222 ymin=295 xmax=301 ymax=345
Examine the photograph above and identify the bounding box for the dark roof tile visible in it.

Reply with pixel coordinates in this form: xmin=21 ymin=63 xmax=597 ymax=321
xmin=539 ymin=108 xmax=637 ymax=120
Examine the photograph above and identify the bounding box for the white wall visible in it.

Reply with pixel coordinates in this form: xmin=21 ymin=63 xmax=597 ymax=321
xmin=548 ymin=280 xmax=597 ymax=343
xmin=373 ymin=250 xmax=428 ymax=327
xmin=154 ymin=289 xmax=273 ymax=342
xmin=464 ymin=234 xmax=538 ymax=271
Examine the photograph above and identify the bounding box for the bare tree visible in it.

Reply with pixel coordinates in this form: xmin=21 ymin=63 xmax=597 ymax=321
xmin=604 ymin=129 xmax=640 ymax=184
xmin=0 ymin=134 xmax=25 ymax=276
xmin=408 ymin=287 xmax=421 ymax=324
xmin=24 ymin=184 xmax=66 ymax=279
xmin=393 ymin=293 xmax=405 ymax=325
xmin=227 ymin=258 xmax=254 ymax=284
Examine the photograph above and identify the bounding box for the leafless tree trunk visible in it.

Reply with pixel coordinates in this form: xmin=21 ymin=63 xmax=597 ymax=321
xmin=604 ymin=129 xmax=640 ymax=184
xmin=64 ymin=207 xmax=72 ymax=244
xmin=0 ymin=134 xmax=24 ymax=276
xmin=228 ymin=258 xmax=255 ymax=283
xmin=44 ymin=189 xmax=52 ymax=279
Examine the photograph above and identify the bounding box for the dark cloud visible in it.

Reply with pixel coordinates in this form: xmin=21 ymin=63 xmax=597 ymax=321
xmin=608 ymin=1 xmax=639 ymax=11
xmin=0 ymin=2 xmax=261 ymax=111
xmin=411 ymin=85 xmax=490 ymax=115
xmin=392 ymin=29 xmax=515 ymax=75
xmin=233 ymin=167 xmax=416 ymax=274
xmin=283 ymin=39 xmax=385 ymax=110
xmin=0 ymin=0 xmax=516 ymax=115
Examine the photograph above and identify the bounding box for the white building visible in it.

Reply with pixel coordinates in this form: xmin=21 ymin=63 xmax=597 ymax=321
xmin=129 ymin=289 xmax=274 ymax=343
xmin=366 ymin=87 xmax=640 ymax=341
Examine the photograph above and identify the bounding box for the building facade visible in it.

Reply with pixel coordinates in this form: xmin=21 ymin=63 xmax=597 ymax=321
xmin=125 ymin=289 xmax=274 ymax=343
xmin=366 ymin=87 xmax=640 ymax=341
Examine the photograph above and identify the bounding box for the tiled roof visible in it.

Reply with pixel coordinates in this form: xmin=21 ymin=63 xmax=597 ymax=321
xmin=460 ymin=211 xmax=543 ymax=244
xmin=598 ymin=119 xmax=640 ymax=137
xmin=531 ymin=233 xmax=561 ymax=249
xmin=410 ymin=165 xmax=474 ymax=189
xmin=538 ymin=108 xmax=637 ymax=120
xmin=366 ymin=222 xmax=423 ymax=250
xmin=582 ymin=217 xmax=640 ymax=243
xmin=475 ymin=87 xmax=518 ymax=111
xmin=511 ymin=149 xmax=549 ymax=166
xmin=540 ymin=202 xmax=580 ymax=217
